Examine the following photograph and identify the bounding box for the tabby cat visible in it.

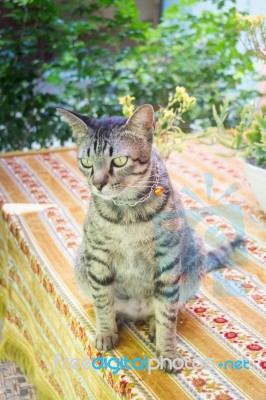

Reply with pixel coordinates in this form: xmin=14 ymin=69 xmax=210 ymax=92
xmin=57 ymin=105 xmax=243 ymax=373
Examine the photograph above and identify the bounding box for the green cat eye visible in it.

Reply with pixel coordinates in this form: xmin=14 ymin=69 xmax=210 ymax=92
xmin=112 ymin=156 xmax=128 ymax=167
xmin=80 ymin=158 xmax=93 ymax=168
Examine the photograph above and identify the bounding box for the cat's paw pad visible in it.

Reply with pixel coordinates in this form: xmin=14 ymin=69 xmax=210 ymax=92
xmin=94 ymin=333 xmax=119 ymax=351
xmin=156 ymin=351 xmax=183 ymax=374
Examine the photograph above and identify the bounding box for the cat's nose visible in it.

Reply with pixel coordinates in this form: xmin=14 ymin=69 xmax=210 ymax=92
xmin=94 ymin=181 xmax=107 ymax=191
xmin=93 ymin=172 xmax=108 ymax=191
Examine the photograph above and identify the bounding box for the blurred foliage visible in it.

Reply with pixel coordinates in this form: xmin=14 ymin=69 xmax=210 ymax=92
xmin=0 ymin=0 xmax=259 ymax=151
xmin=110 ymin=0 xmax=257 ymax=131
xmin=236 ymin=12 xmax=266 ymax=63
xmin=1 ymin=0 xmax=69 ymax=150
xmin=0 ymin=0 xmax=148 ymax=150
xmin=196 ymin=99 xmax=266 ymax=167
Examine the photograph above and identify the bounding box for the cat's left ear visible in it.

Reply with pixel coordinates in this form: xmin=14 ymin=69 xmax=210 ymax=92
xmin=57 ymin=108 xmax=91 ymax=141
xmin=124 ymin=104 xmax=155 ymax=139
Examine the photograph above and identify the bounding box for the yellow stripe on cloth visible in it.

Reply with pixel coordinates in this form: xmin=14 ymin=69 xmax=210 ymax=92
xmin=203 ymin=275 xmax=266 ymax=337
xmin=177 ymin=311 xmax=265 ymax=400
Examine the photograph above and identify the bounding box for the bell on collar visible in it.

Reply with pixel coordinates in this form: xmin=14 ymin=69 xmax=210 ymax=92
xmin=154 ymin=186 xmax=164 ymax=196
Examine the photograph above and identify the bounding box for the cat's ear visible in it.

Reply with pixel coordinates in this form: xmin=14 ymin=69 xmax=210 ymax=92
xmin=57 ymin=108 xmax=91 ymax=140
xmin=124 ymin=104 xmax=155 ymax=137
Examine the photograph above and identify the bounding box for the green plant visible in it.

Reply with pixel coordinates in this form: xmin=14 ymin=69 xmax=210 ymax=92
xmin=198 ymin=99 xmax=266 ymax=167
xmin=0 ymin=0 xmax=148 ymax=151
xmin=109 ymin=0 xmax=257 ymax=131
xmin=0 ymin=0 xmax=69 ymax=151
xmin=190 ymin=12 xmax=266 ymax=169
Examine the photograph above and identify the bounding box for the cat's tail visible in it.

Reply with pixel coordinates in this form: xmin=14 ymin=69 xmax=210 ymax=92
xmin=206 ymin=236 xmax=245 ymax=273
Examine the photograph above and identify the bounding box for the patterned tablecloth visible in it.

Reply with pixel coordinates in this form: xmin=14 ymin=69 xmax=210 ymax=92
xmin=0 ymin=144 xmax=265 ymax=400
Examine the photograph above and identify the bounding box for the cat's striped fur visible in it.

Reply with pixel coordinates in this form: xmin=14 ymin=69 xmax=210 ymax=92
xmin=57 ymin=105 xmax=243 ymax=373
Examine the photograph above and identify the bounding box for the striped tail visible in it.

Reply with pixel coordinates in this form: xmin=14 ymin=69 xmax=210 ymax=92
xmin=206 ymin=236 xmax=244 ymax=273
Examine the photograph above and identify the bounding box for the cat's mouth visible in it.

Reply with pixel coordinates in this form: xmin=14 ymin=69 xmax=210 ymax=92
xmin=91 ymin=185 xmax=138 ymax=201
xmin=90 ymin=186 xmax=123 ymax=200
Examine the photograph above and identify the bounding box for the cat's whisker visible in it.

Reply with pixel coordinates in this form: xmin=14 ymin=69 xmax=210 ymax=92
xmin=115 ymin=182 xmax=156 ymax=189
xmin=74 ymin=174 xmax=161 ymax=192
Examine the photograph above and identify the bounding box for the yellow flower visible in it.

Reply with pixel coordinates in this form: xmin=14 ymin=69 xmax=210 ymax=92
xmin=167 ymin=86 xmax=196 ymax=113
xmin=119 ymin=95 xmax=136 ymax=117
xmin=119 ymin=95 xmax=135 ymax=106
xmin=236 ymin=12 xmax=265 ymax=26
xmin=236 ymin=12 xmax=243 ymax=21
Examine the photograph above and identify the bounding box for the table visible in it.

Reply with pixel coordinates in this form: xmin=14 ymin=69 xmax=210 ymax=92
xmin=0 ymin=144 xmax=265 ymax=399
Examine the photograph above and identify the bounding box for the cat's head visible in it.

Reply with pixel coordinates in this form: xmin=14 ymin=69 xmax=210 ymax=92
xmin=57 ymin=105 xmax=155 ymax=201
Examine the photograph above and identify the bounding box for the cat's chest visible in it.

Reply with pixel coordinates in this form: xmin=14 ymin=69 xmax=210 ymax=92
xmin=94 ymin=214 xmax=156 ymax=246
xmin=115 ymin=222 xmax=154 ymax=244
xmin=112 ymin=240 xmax=155 ymax=299
xmin=88 ymin=200 xmax=168 ymax=267
xmin=102 ymin=222 xmax=156 ymax=276
xmin=112 ymin=229 xmax=156 ymax=268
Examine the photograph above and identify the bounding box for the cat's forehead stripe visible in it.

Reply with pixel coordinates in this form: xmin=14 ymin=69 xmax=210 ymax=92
xmin=99 ymin=133 xmax=106 ymax=155
xmin=94 ymin=139 xmax=97 ymax=153
xmin=93 ymin=128 xmax=105 ymax=155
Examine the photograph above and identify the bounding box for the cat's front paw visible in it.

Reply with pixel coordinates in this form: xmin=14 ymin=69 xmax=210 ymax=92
xmin=156 ymin=350 xmax=183 ymax=374
xmin=95 ymin=332 xmax=119 ymax=351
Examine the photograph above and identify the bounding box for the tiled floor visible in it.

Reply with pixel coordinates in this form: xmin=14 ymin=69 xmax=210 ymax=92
xmin=0 ymin=323 xmax=37 ymax=399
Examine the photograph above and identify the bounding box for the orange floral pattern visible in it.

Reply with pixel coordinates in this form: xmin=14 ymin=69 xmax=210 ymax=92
xmin=187 ymin=295 xmax=266 ymax=373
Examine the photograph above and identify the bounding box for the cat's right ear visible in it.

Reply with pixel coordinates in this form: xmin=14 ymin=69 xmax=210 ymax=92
xmin=56 ymin=108 xmax=90 ymax=140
